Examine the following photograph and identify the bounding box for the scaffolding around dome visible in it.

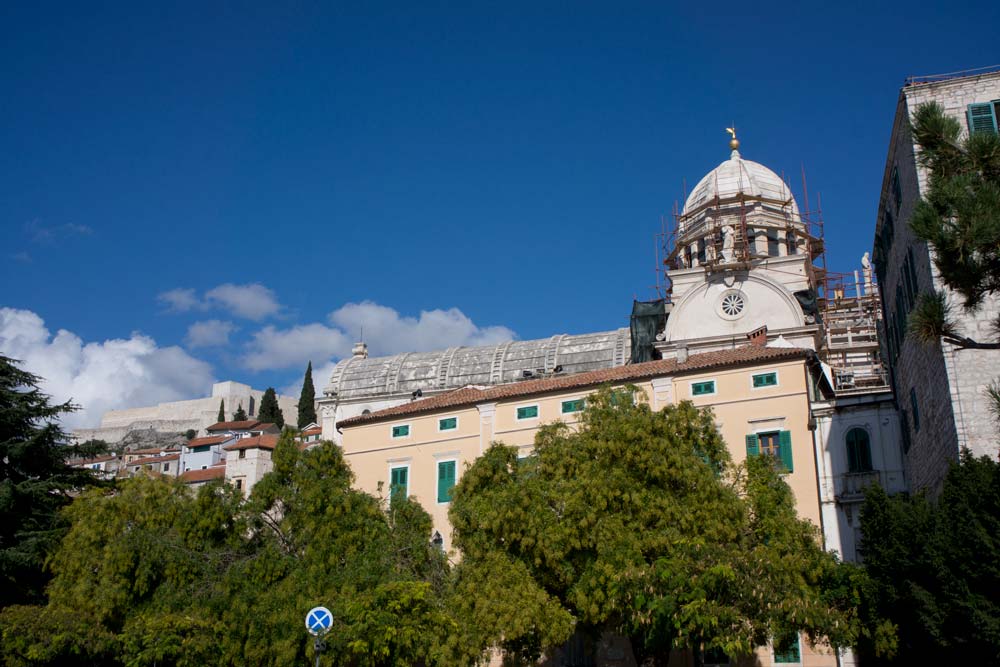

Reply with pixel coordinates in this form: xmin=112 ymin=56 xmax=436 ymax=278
xmin=652 ymin=149 xmax=889 ymax=396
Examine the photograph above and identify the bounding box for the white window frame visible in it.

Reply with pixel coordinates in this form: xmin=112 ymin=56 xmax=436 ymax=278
xmin=387 ymin=461 xmax=411 ymax=501
xmin=436 ymin=457 xmax=458 ymax=505
xmin=515 ymin=403 xmax=540 ymax=421
xmin=750 ymin=370 xmax=780 ymax=390
xmin=390 ymin=423 xmax=411 ymax=439
xmin=437 ymin=415 xmax=460 ymax=432
xmin=770 ymin=632 xmax=802 ymax=665
xmin=689 ymin=378 xmax=717 ymax=397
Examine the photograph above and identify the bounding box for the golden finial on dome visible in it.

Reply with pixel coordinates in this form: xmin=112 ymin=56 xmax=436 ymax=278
xmin=725 ymin=126 xmax=739 ymax=151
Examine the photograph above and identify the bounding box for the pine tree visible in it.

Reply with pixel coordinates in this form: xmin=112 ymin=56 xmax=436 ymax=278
xmin=232 ymin=402 xmax=248 ymax=422
xmin=297 ymin=361 xmax=317 ymax=428
xmin=0 ymin=355 xmax=106 ymax=607
xmin=257 ymin=388 xmax=284 ymax=429
xmin=217 ymin=398 xmax=225 ymax=423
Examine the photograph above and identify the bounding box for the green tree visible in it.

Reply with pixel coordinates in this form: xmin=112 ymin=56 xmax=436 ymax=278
xmin=297 ymin=361 xmax=318 ymax=428
xmin=217 ymin=398 xmax=225 ymax=423
xmin=859 ymin=451 xmax=1000 ymax=664
xmin=232 ymin=402 xmax=247 ymax=422
xmin=0 ymin=355 xmax=106 ymax=609
xmin=257 ymin=388 xmax=284 ymax=429
xmin=449 ymin=388 xmax=864 ymax=664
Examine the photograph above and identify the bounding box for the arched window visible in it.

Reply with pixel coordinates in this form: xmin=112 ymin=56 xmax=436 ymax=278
xmin=846 ymin=428 xmax=873 ymax=473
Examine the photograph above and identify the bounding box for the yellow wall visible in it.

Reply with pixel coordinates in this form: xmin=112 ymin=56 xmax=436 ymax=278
xmin=340 ymin=357 xmax=821 ymax=549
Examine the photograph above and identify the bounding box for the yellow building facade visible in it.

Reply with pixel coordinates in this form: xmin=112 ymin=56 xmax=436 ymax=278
xmin=339 ymin=344 xmax=838 ymax=667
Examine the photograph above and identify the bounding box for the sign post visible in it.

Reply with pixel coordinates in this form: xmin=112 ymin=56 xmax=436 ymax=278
xmin=305 ymin=606 xmax=333 ymax=667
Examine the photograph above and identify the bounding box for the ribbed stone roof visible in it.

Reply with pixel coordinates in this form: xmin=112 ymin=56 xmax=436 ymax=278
xmin=682 ymin=150 xmax=799 ymax=217
xmin=324 ymin=329 xmax=631 ymax=400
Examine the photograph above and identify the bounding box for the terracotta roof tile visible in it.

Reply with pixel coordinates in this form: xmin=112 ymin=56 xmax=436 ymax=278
xmin=71 ymin=454 xmax=117 ymax=465
xmin=302 ymin=427 xmax=322 ymax=435
xmin=180 ymin=465 xmax=226 ymax=483
xmin=206 ymin=420 xmax=277 ymax=432
xmin=223 ymin=434 xmax=280 ymax=451
xmin=186 ymin=435 xmax=235 ymax=447
xmin=129 ymin=453 xmax=181 ymax=466
xmin=339 ymin=345 xmax=810 ymax=427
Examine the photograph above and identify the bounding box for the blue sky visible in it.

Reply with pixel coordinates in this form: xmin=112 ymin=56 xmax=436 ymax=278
xmin=2 ymin=1 xmax=998 ymax=426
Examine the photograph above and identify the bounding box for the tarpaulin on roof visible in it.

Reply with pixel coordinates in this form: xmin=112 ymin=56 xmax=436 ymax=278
xmin=630 ymin=299 xmax=666 ymax=364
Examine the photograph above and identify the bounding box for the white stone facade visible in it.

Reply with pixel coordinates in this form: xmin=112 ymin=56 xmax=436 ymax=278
xmin=74 ymin=380 xmax=299 ymax=444
xmin=874 ymin=70 xmax=1000 ymax=493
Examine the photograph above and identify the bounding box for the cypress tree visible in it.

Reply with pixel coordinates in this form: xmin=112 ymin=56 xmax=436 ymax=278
xmin=297 ymin=361 xmax=317 ymax=428
xmin=217 ymin=398 xmax=225 ymax=423
xmin=232 ymin=402 xmax=248 ymax=421
xmin=258 ymin=388 xmax=284 ymax=429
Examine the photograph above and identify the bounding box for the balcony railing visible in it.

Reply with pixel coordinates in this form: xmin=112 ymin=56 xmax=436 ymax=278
xmin=834 ymin=471 xmax=883 ymax=501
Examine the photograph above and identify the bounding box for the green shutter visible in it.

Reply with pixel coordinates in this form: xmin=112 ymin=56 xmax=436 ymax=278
xmin=753 ymin=372 xmax=777 ymax=388
xmin=692 ymin=381 xmax=715 ymax=396
xmin=773 ymin=632 xmax=801 ymax=663
xmin=779 ymin=430 xmax=793 ymax=473
xmin=390 ymin=466 xmax=408 ymax=499
xmin=439 ymin=417 xmax=457 ymax=431
xmin=561 ymin=399 xmax=585 ymax=414
xmin=437 ymin=460 xmax=456 ymax=503
xmin=968 ymin=102 xmax=998 ymax=135
xmin=745 ymin=434 xmax=759 ymax=456
xmin=392 ymin=424 xmax=409 ymax=438
xmin=517 ymin=405 xmax=538 ymax=420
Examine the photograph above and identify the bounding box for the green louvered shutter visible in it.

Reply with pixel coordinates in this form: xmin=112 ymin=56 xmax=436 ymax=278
xmin=390 ymin=466 xmax=408 ymax=500
xmin=745 ymin=434 xmax=759 ymax=456
xmin=779 ymin=430 xmax=793 ymax=473
xmin=968 ymin=103 xmax=998 ymax=135
xmin=437 ymin=460 xmax=456 ymax=503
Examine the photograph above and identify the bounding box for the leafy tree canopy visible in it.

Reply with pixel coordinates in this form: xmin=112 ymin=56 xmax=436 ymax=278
xmin=449 ymin=387 xmax=865 ymax=664
xmin=231 ymin=402 xmax=247 ymax=422
xmin=216 ymin=398 xmax=225 ymax=423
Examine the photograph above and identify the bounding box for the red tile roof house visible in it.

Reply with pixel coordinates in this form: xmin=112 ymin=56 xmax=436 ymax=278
xmin=125 ymin=453 xmax=181 ymax=478
xmin=223 ymin=434 xmax=281 ymax=496
xmin=180 ymin=462 xmax=227 ymax=489
xmin=206 ymin=420 xmax=280 ymax=438
xmin=180 ymin=434 xmax=237 ymax=473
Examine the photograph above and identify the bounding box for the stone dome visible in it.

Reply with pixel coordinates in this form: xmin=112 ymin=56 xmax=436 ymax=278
xmin=682 ymin=149 xmax=799 ymax=217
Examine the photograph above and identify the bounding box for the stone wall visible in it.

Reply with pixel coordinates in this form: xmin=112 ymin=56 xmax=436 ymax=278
xmin=876 ymin=72 xmax=1000 ymax=493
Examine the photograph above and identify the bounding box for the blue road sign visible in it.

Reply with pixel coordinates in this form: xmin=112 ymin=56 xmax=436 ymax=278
xmin=305 ymin=606 xmax=333 ymax=636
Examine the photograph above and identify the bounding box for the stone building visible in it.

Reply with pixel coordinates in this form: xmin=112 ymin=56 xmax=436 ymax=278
xmin=872 ymin=66 xmax=1000 ymax=493
xmin=74 ymin=380 xmax=298 ymax=444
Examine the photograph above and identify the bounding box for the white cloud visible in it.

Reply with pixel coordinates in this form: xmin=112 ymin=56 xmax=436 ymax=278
xmin=26 ymin=219 xmax=93 ymax=243
xmin=243 ymin=324 xmax=352 ymax=372
xmin=158 ymin=283 xmax=283 ymax=321
xmin=0 ymin=308 xmax=215 ymax=429
xmin=329 ymin=301 xmax=516 ymax=355
xmin=186 ymin=320 xmax=237 ymax=348
xmin=205 ymin=283 xmax=281 ymax=321
xmin=248 ymin=301 xmax=516 ymax=373
xmin=158 ymin=288 xmax=205 ymax=312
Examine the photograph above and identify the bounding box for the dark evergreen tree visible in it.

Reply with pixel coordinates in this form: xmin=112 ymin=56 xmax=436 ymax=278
xmin=217 ymin=398 xmax=225 ymax=423
xmin=257 ymin=388 xmax=284 ymax=429
xmin=297 ymin=361 xmax=317 ymax=428
xmin=232 ymin=402 xmax=247 ymax=422
xmin=859 ymin=452 xmax=1000 ymax=663
xmin=0 ymin=355 xmax=106 ymax=608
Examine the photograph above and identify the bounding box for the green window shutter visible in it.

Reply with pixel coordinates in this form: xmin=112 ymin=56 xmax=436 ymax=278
xmin=846 ymin=429 xmax=859 ymax=472
xmin=745 ymin=434 xmax=759 ymax=456
xmin=437 ymin=460 xmax=456 ymax=503
xmin=392 ymin=424 xmax=409 ymax=438
xmin=439 ymin=417 xmax=457 ymax=431
xmin=561 ymin=399 xmax=585 ymax=414
xmin=779 ymin=430 xmax=794 ymax=473
xmin=968 ymin=102 xmax=998 ymax=135
xmin=517 ymin=405 xmax=538 ymax=420
xmin=692 ymin=380 xmax=715 ymax=396
xmin=753 ymin=372 xmax=777 ymax=388
xmin=773 ymin=633 xmax=801 ymax=663
xmin=390 ymin=466 xmax=408 ymax=499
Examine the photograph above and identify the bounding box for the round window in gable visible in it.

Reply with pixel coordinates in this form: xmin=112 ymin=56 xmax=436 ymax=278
xmin=717 ymin=289 xmax=747 ymax=320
